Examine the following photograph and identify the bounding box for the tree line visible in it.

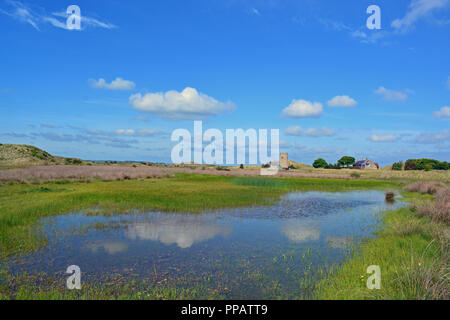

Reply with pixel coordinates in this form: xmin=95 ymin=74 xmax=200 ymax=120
xmin=392 ymin=159 xmax=449 ymax=171
xmin=312 ymin=156 xmax=356 ymax=169
xmin=312 ymin=157 xmax=449 ymax=170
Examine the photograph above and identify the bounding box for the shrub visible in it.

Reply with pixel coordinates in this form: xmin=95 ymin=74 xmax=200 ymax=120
xmin=240 ymin=164 xmax=244 ymax=169
xmin=385 ymin=191 xmax=395 ymax=200
xmin=325 ymin=163 xmax=341 ymax=170
xmin=392 ymin=161 xmax=403 ymax=171
xmin=350 ymin=172 xmax=361 ymax=178
xmin=216 ymin=166 xmax=230 ymax=171
xmin=65 ymin=158 xmax=83 ymax=165
xmin=405 ymin=159 xmax=449 ymax=171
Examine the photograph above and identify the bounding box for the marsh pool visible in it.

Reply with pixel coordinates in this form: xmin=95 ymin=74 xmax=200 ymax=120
xmin=6 ymin=190 xmax=405 ymax=299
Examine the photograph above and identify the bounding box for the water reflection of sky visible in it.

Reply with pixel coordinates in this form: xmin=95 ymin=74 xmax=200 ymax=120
xmin=7 ymin=190 xmax=405 ymax=298
xmin=125 ymin=214 xmax=231 ymax=249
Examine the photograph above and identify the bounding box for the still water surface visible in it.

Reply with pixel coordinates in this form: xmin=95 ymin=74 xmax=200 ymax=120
xmin=8 ymin=190 xmax=404 ymax=298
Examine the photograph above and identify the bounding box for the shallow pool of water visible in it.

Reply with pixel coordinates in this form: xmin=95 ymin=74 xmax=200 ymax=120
xmin=7 ymin=190 xmax=405 ymax=299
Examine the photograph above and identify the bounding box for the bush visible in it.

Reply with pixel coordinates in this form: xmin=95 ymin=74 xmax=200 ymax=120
xmin=313 ymin=158 xmax=328 ymax=168
xmin=240 ymin=164 xmax=244 ymax=169
xmin=216 ymin=166 xmax=230 ymax=171
xmin=405 ymin=159 xmax=449 ymax=171
xmin=350 ymin=172 xmax=361 ymax=178
xmin=261 ymin=163 xmax=271 ymax=168
xmin=65 ymin=158 xmax=83 ymax=165
xmin=325 ymin=163 xmax=341 ymax=170
xmin=392 ymin=161 xmax=403 ymax=171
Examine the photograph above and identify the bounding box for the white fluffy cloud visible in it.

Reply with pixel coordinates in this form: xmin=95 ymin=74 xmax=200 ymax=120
xmin=285 ymin=126 xmax=335 ymax=137
xmin=369 ymin=134 xmax=398 ymax=142
xmin=391 ymin=0 xmax=449 ymax=33
xmin=90 ymin=77 xmax=135 ymax=91
xmin=282 ymin=99 xmax=323 ymax=118
xmin=374 ymin=86 xmax=408 ymax=101
xmin=327 ymin=95 xmax=357 ymax=107
xmin=129 ymin=87 xmax=235 ymax=120
xmin=433 ymin=106 xmax=450 ymax=118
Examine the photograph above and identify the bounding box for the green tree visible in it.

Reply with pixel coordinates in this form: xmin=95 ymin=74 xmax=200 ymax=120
xmin=391 ymin=161 xmax=403 ymax=171
xmin=313 ymin=158 xmax=328 ymax=168
xmin=337 ymin=156 xmax=356 ymax=168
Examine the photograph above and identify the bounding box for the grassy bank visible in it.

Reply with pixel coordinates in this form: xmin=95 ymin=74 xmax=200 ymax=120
xmin=315 ymin=185 xmax=449 ymax=300
xmin=0 ymin=174 xmax=400 ymax=259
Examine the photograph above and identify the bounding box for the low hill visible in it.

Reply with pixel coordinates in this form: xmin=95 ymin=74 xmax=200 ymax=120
xmin=288 ymin=160 xmax=312 ymax=169
xmin=0 ymin=144 xmax=84 ymax=168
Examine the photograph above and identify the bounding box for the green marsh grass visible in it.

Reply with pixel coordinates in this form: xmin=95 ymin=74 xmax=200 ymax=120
xmin=315 ymin=189 xmax=449 ymax=300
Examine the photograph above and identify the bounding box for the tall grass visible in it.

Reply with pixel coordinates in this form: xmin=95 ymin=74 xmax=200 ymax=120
xmin=315 ymin=188 xmax=449 ymax=300
xmin=404 ymin=181 xmax=447 ymax=195
xmin=394 ymin=243 xmax=449 ymax=300
xmin=406 ymin=182 xmax=450 ymax=225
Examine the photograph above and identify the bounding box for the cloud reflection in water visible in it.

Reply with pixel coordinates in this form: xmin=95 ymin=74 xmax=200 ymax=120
xmin=125 ymin=214 xmax=231 ymax=248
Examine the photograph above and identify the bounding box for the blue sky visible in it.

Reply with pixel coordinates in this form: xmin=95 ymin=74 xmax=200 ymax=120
xmin=0 ymin=0 xmax=449 ymax=166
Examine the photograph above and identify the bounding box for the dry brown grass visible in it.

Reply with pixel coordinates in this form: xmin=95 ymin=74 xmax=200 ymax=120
xmin=404 ymin=181 xmax=448 ymax=194
xmin=405 ymin=182 xmax=450 ymax=226
xmin=0 ymin=165 xmax=354 ymax=183
xmin=411 ymin=188 xmax=450 ymax=226
xmin=301 ymin=167 xmax=450 ymax=183
xmin=1 ymin=163 xmax=449 ymax=184
xmin=0 ymin=165 xmax=175 ymax=183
